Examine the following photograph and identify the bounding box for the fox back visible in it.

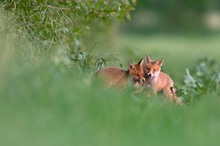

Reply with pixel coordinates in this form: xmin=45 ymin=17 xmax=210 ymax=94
xmin=95 ymin=67 xmax=129 ymax=87
xmin=95 ymin=60 xmax=145 ymax=88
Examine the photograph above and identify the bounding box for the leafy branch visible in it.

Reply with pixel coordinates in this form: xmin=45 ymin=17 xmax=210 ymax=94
xmin=0 ymin=0 xmax=136 ymax=70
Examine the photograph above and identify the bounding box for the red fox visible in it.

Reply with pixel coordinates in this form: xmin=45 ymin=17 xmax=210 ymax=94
xmin=95 ymin=59 xmax=145 ymax=88
xmin=142 ymin=55 xmax=183 ymax=105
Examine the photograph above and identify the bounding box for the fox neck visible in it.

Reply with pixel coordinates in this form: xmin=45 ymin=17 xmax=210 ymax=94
xmin=153 ymin=70 xmax=160 ymax=81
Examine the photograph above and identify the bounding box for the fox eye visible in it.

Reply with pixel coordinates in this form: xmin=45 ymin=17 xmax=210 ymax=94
xmin=146 ymin=68 xmax=150 ymax=70
xmin=153 ymin=69 xmax=156 ymax=71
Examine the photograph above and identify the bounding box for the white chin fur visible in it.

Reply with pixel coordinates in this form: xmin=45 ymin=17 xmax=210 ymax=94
xmin=153 ymin=71 xmax=160 ymax=80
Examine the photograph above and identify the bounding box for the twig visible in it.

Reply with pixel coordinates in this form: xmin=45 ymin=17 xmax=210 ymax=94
xmin=45 ymin=4 xmax=70 ymax=11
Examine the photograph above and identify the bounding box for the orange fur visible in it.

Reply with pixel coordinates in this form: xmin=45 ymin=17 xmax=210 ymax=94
xmin=142 ymin=55 xmax=183 ymax=105
xmin=95 ymin=60 xmax=145 ymax=88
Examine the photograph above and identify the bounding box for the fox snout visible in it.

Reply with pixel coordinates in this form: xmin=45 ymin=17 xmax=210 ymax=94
xmin=144 ymin=71 xmax=156 ymax=80
xmin=144 ymin=69 xmax=153 ymax=78
xmin=147 ymin=73 xmax=152 ymax=78
xmin=134 ymin=77 xmax=145 ymax=87
xmin=139 ymin=77 xmax=145 ymax=85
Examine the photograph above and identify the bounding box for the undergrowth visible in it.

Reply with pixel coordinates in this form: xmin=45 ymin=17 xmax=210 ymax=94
xmin=1 ymin=4 xmax=220 ymax=145
xmin=0 ymin=0 xmax=136 ymax=71
xmin=175 ymin=57 xmax=220 ymax=104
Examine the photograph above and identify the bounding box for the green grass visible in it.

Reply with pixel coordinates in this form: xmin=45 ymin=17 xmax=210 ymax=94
xmin=1 ymin=59 xmax=220 ymax=146
xmin=1 ymin=14 xmax=220 ymax=145
xmin=114 ymin=33 xmax=220 ymax=81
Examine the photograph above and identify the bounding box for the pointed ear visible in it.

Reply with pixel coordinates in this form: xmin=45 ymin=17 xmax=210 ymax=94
xmin=129 ymin=64 xmax=135 ymax=70
xmin=144 ymin=55 xmax=152 ymax=64
xmin=138 ymin=59 xmax=144 ymax=66
xmin=156 ymin=59 xmax=163 ymax=67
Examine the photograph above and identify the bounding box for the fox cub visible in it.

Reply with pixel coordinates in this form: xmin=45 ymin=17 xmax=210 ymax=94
xmin=142 ymin=55 xmax=183 ymax=105
xmin=95 ymin=59 xmax=145 ymax=88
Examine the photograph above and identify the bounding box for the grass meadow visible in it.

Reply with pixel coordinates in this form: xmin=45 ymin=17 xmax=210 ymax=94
xmin=1 ymin=13 xmax=220 ymax=146
xmin=115 ymin=33 xmax=220 ymax=81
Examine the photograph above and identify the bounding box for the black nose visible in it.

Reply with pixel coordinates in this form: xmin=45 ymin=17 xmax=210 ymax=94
xmin=141 ymin=78 xmax=145 ymax=82
xmin=148 ymin=74 xmax=152 ymax=77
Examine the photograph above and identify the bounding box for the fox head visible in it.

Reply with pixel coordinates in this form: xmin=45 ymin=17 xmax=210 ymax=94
xmin=128 ymin=59 xmax=145 ymax=86
xmin=142 ymin=55 xmax=163 ymax=80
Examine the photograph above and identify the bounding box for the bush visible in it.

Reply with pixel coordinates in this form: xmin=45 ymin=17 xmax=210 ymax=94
xmin=0 ymin=0 xmax=136 ymax=70
xmin=176 ymin=57 xmax=220 ymax=104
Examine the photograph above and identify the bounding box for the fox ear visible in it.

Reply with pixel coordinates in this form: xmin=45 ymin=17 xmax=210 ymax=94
xmin=129 ymin=64 xmax=135 ymax=70
xmin=156 ymin=59 xmax=163 ymax=67
xmin=138 ymin=59 xmax=144 ymax=66
xmin=144 ymin=55 xmax=152 ymax=64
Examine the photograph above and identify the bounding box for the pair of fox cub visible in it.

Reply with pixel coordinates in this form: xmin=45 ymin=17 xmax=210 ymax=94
xmin=96 ymin=55 xmax=183 ymax=105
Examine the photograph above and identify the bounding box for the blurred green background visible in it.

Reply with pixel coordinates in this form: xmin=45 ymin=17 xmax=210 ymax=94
xmin=1 ymin=1 xmax=220 ymax=146
xmin=124 ymin=0 xmax=220 ymax=33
